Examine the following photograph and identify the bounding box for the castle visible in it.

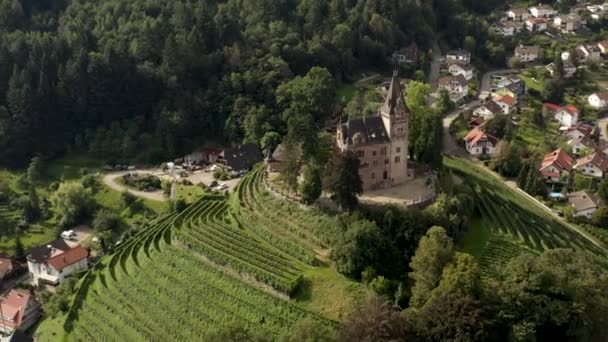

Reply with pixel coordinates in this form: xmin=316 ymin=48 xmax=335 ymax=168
xmin=336 ymin=71 xmax=411 ymax=191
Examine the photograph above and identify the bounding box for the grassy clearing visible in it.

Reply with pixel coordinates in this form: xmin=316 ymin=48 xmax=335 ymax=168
xmin=173 ymin=184 xmax=206 ymax=204
xmin=335 ymin=84 xmax=357 ymax=103
xmin=518 ymin=72 xmax=545 ymax=93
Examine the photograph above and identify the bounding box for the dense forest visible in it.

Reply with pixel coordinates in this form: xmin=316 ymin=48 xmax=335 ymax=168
xmin=0 ymin=0 xmax=513 ymax=167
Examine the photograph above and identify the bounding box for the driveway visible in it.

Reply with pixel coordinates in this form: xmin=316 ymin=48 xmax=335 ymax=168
xmin=102 ymin=171 xmax=166 ymax=202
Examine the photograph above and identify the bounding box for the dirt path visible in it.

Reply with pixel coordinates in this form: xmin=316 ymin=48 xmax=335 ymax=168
xmin=102 ymin=171 xmax=167 ymax=202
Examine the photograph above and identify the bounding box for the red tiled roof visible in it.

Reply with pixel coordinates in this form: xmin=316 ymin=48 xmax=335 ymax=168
xmin=540 ymin=148 xmax=573 ymax=173
xmin=464 ymin=128 xmax=498 ymax=146
xmin=527 ymin=17 xmax=547 ymax=24
xmin=594 ymin=91 xmax=608 ymax=101
xmin=564 ymin=123 xmax=594 ymax=138
xmin=575 ymin=152 xmax=608 ymax=171
xmin=563 ymin=104 xmax=579 ymax=115
xmin=0 ymin=290 xmax=30 ymax=330
xmin=47 ymin=246 xmax=88 ymax=271
xmin=497 ymin=95 xmax=515 ymax=106
xmin=543 ymin=103 xmax=561 ymax=111
xmin=468 ymin=117 xmax=485 ymax=127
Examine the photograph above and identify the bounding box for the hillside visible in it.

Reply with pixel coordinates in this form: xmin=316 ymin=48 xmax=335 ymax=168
xmin=35 ymin=167 xmax=364 ymax=340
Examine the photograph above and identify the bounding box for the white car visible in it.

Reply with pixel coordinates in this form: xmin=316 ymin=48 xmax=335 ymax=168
xmin=61 ymin=230 xmax=76 ymax=240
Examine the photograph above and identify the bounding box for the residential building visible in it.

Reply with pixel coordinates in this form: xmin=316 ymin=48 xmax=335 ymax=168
xmin=507 ymin=7 xmax=530 ymax=21
xmin=553 ymin=14 xmax=585 ymax=32
xmin=448 ymin=63 xmax=475 ymax=80
xmin=468 ymin=117 xmax=485 ymax=129
xmin=575 ymin=44 xmax=602 ymax=63
xmin=563 ymin=122 xmax=594 ymax=141
xmin=545 ymin=61 xmax=577 ymax=78
xmin=393 ymin=42 xmax=418 ymax=64
xmin=493 ymin=76 xmax=526 ymax=98
xmin=493 ymin=21 xmax=524 ymax=36
xmin=568 ymin=136 xmax=595 ymax=155
xmin=526 ymin=17 xmax=548 ymax=32
xmin=598 ymin=40 xmax=608 ymax=54
xmin=554 ymin=104 xmax=579 ymax=128
xmin=0 ymin=290 xmax=40 ymax=336
xmin=184 ymin=147 xmax=222 ymax=165
xmin=0 ymin=254 xmax=12 ymax=282
xmin=27 ymin=239 xmax=88 ymax=286
xmin=515 ymin=45 xmax=542 ymax=62
xmin=539 ymin=148 xmax=573 ymax=183
xmin=267 ymin=143 xmax=301 ymax=173
xmin=473 ymin=101 xmax=503 ymax=120
xmin=529 ymin=4 xmax=557 ymax=18
xmin=445 ymin=50 xmax=471 ymax=64
xmin=218 ymin=143 xmax=263 ymax=173
xmin=574 ymin=151 xmax=608 ymax=178
xmin=494 ymin=95 xmax=515 ymax=114
xmin=336 ymin=70 xmax=411 ymax=191
xmin=587 ymin=3 xmax=608 ymax=13
xmin=568 ymin=191 xmax=602 ymax=218
xmin=438 ymin=75 xmax=469 ymax=102
xmin=588 ymin=91 xmax=608 ymax=109
xmin=464 ymin=129 xmax=498 ymax=156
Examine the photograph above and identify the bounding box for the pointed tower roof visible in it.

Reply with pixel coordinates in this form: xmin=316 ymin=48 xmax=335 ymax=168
xmin=380 ymin=69 xmax=409 ymax=117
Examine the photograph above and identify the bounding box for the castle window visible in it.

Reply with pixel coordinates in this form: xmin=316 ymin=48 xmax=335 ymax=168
xmin=371 ymin=172 xmax=376 ymax=179
xmin=395 ymin=156 xmax=401 ymax=163
xmin=385 ymin=159 xmax=389 ymax=165
xmin=372 ymin=151 xmax=377 ymax=156
xmin=396 ymin=147 xmax=401 ymax=153
xmin=373 ymin=160 xmax=379 ymax=167
xmin=357 ymin=150 xmax=364 ymax=157
xmin=381 ymin=147 xmax=387 ymax=155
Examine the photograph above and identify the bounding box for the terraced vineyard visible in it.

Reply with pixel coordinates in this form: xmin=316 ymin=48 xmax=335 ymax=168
xmin=446 ymin=157 xmax=607 ymax=277
xmin=49 ymin=166 xmax=342 ymax=341
xmin=0 ymin=203 xmax=19 ymax=224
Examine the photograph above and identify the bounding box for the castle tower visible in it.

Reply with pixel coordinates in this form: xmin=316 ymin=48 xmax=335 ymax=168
xmin=379 ymin=69 xmax=410 ymax=184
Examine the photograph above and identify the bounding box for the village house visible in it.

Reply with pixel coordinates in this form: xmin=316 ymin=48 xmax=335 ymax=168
xmin=507 ymin=7 xmax=530 ymax=21
xmin=267 ymin=143 xmax=301 ymax=173
xmin=393 ymin=42 xmax=418 ymax=65
xmin=464 ymin=128 xmax=498 ymax=156
xmin=493 ymin=21 xmax=524 ymax=36
xmin=0 ymin=290 xmax=40 ymax=337
xmin=448 ymin=63 xmax=475 ymax=80
xmin=568 ymin=191 xmax=602 ymax=218
xmin=526 ymin=17 xmax=548 ymax=32
xmin=588 ymin=91 xmax=608 ymax=109
xmin=553 ymin=104 xmax=579 ymax=128
xmin=529 ymin=4 xmax=557 ymax=18
xmin=473 ymin=101 xmax=503 ymax=120
xmin=336 ymin=70 xmax=411 ymax=191
xmin=494 ymin=95 xmax=515 ymax=114
xmin=553 ymin=14 xmax=585 ymax=32
xmin=468 ymin=117 xmax=485 ymax=129
xmin=574 ymin=151 xmax=608 ymax=178
xmin=438 ymin=75 xmax=469 ymax=102
xmin=575 ymin=44 xmax=602 ymax=63
xmin=445 ymin=50 xmax=471 ymax=64
xmin=515 ymin=45 xmax=542 ymax=62
xmin=539 ymin=148 xmax=573 ymax=183
xmin=563 ymin=122 xmax=595 ymax=141
xmin=184 ymin=147 xmax=222 ymax=165
xmin=598 ymin=40 xmax=608 ymax=54
xmin=27 ymin=239 xmax=88 ymax=286
xmin=546 ymin=60 xmax=577 ymax=78
xmin=568 ymin=136 xmax=595 ymax=155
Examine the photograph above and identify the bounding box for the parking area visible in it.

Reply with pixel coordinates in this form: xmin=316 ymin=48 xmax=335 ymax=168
xmin=64 ymin=225 xmax=93 ymax=248
xmin=183 ymin=170 xmax=241 ymax=192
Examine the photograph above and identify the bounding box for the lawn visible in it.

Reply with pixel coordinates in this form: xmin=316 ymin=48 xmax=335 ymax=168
xmin=43 ymin=154 xmax=103 ymax=183
xmin=335 ymin=84 xmax=358 ymax=104
xmin=518 ymin=72 xmax=545 ymax=93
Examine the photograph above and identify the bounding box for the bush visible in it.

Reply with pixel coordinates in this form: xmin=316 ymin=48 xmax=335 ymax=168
xmin=121 ymin=173 xmax=161 ymax=191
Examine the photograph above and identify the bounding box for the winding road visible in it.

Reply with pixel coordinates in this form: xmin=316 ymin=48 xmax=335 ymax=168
xmin=102 ymin=171 xmax=167 ymax=202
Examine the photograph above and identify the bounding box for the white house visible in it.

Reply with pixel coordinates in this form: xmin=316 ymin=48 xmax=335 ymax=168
xmin=529 ymin=4 xmax=557 ymax=18
xmin=515 ymin=45 xmax=542 ymax=62
xmin=568 ymin=191 xmax=601 ymax=218
xmin=588 ymin=91 xmax=608 ymax=109
xmin=526 ymin=17 xmax=548 ymax=32
xmin=0 ymin=290 xmax=40 ymax=337
xmin=546 ymin=61 xmax=577 ymax=78
xmin=464 ymin=128 xmax=498 ymax=156
xmin=568 ymin=136 xmax=595 ymax=155
xmin=493 ymin=21 xmax=524 ymax=36
xmin=574 ymin=151 xmax=608 ymax=178
xmin=473 ymin=101 xmax=503 ymax=120
xmin=445 ymin=50 xmax=471 ymax=64
xmin=539 ymin=148 xmax=573 ymax=183
xmin=507 ymin=7 xmax=530 ymax=21
xmin=27 ymin=239 xmax=88 ymax=286
xmin=448 ymin=63 xmax=475 ymax=80
xmin=554 ymin=105 xmax=579 ymax=128
xmin=575 ymin=44 xmax=602 ymax=63
xmin=553 ymin=14 xmax=585 ymax=32
xmin=494 ymin=95 xmax=515 ymax=114
xmin=438 ymin=75 xmax=469 ymax=102
xmin=563 ymin=122 xmax=594 ymax=141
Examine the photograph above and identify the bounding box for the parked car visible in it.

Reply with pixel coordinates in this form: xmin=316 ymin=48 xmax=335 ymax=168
xmin=61 ymin=230 xmax=76 ymax=240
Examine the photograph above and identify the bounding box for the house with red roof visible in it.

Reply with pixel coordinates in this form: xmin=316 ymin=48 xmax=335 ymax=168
xmin=0 ymin=290 xmax=40 ymax=335
xmin=494 ymin=95 xmax=515 ymax=114
xmin=464 ymin=128 xmax=498 ymax=156
xmin=563 ymin=122 xmax=594 ymax=141
xmin=539 ymin=149 xmax=573 ymax=183
xmin=574 ymin=151 xmax=608 ymax=178
xmin=26 ymin=239 xmax=88 ymax=286
xmin=553 ymin=104 xmax=579 ymax=128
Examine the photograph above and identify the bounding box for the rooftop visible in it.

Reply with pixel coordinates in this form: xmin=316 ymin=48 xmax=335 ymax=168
xmin=569 ymin=191 xmax=601 ymax=212
xmin=464 ymin=128 xmax=498 ymax=146
xmin=575 ymin=151 xmax=608 ymax=171
xmin=47 ymin=246 xmax=88 ymax=271
xmin=540 ymin=148 xmax=573 ymax=173
xmin=0 ymin=290 xmax=30 ymax=330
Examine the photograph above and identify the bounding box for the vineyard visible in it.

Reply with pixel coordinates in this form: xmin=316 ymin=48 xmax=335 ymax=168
xmin=445 ymin=157 xmax=607 ymax=278
xmin=41 ymin=165 xmax=351 ymax=340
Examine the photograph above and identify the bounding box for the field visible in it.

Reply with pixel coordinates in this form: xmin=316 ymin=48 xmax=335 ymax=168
xmin=447 ymin=156 xmax=607 ymax=278
xmin=36 ymin=166 xmax=363 ymax=340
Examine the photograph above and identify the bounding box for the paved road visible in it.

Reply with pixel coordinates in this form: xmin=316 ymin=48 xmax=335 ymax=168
xmin=442 ymin=101 xmax=479 ymax=156
xmin=102 ymin=171 xmax=167 ymax=202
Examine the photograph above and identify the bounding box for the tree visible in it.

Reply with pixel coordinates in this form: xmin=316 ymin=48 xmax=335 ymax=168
xmin=592 ymin=207 xmax=608 ymax=228
xmin=409 ymin=226 xmax=455 ymax=308
xmin=14 ymin=235 xmax=24 ymax=258
xmin=260 ymin=131 xmax=281 ymax=156
xmin=598 ymin=179 xmax=608 ymax=202
xmin=436 ymin=89 xmax=452 ymax=114
xmin=299 ymin=165 xmax=322 ymax=205
xmin=338 ymin=296 xmax=412 ymax=342
xmin=92 ymin=210 xmax=123 ymax=233
xmin=496 ymin=249 xmax=608 ymax=341
xmin=344 ymin=90 xmax=367 ymax=118
xmin=27 ymin=156 xmax=43 ymax=184
xmin=281 ymin=141 xmax=301 ymax=192
xmin=323 ymin=151 xmax=362 ymax=211
xmin=51 ymin=183 xmax=96 ymax=227
xmin=532 ymin=110 xmax=545 ymax=128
